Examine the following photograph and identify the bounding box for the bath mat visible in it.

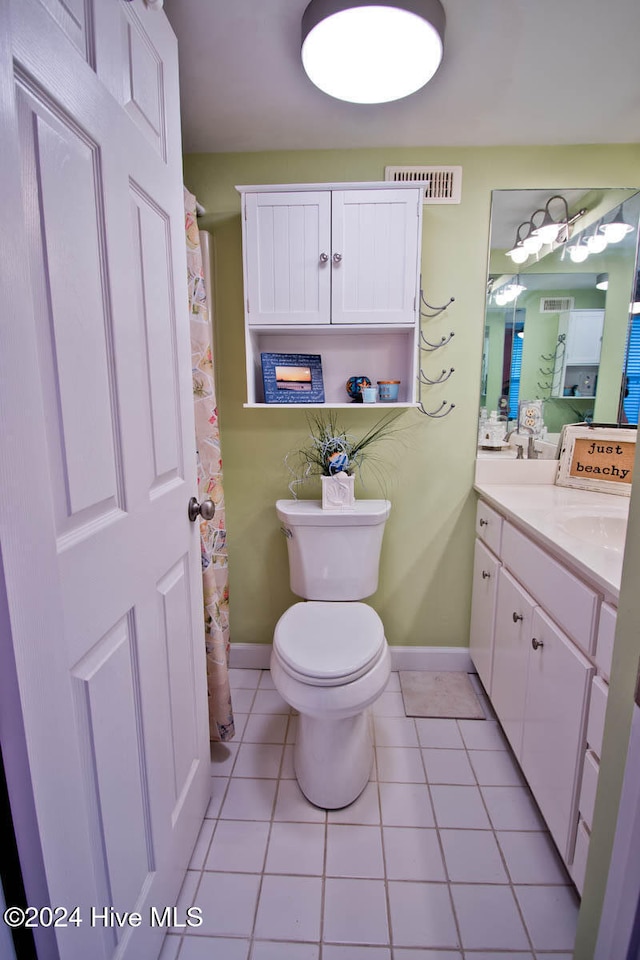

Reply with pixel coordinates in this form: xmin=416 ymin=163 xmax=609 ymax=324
xmin=399 ymin=671 xmax=485 ymax=720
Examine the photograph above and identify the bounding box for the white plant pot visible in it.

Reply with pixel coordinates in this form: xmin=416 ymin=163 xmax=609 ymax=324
xmin=321 ymin=472 xmax=355 ymax=510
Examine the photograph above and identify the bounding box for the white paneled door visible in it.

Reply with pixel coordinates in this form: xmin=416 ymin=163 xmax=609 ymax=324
xmin=0 ymin=2 xmax=209 ymax=959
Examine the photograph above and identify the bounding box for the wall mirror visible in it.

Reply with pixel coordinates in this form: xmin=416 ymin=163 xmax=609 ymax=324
xmin=482 ymin=188 xmax=640 ymax=440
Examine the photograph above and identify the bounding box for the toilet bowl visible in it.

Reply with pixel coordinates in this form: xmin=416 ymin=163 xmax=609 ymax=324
xmin=271 ymin=500 xmax=391 ymax=809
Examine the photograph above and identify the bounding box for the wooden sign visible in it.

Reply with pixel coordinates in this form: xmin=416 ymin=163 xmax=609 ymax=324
xmin=557 ymin=426 xmax=637 ymax=496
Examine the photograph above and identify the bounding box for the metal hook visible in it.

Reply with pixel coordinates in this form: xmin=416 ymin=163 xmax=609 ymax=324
xmin=420 ymin=330 xmax=455 ymax=350
xmin=417 ymin=400 xmax=456 ymax=418
xmin=419 ymin=367 xmax=455 ymax=385
xmin=420 ymin=292 xmax=455 ymax=317
xmin=537 ymin=381 xmax=552 ymax=391
xmin=539 ymin=367 xmax=553 ymax=376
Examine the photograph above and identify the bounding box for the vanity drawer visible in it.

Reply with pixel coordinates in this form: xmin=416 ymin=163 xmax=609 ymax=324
xmin=578 ymin=749 xmax=599 ymax=831
xmin=595 ymin=603 xmax=616 ymax=681
xmin=501 ymin=521 xmax=599 ymax=655
xmin=476 ymin=500 xmax=503 ymax=555
xmin=586 ymin=676 xmax=608 ymax=759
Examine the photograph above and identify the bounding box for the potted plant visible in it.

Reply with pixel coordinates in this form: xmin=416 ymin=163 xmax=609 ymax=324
xmin=285 ymin=411 xmax=406 ymax=509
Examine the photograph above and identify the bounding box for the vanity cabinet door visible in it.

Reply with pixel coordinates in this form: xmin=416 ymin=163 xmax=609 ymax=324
xmin=492 ymin=568 xmax=536 ymax=759
xmin=521 ymin=607 xmax=593 ymax=861
xmin=469 ymin=539 xmax=500 ymax=695
xmin=244 ymin=191 xmax=332 ymax=326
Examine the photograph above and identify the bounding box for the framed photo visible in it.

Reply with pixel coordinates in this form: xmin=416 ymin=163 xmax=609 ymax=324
xmin=556 ymin=425 xmax=636 ymax=496
xmin=261 ymin=352 xmax=324 ymax=404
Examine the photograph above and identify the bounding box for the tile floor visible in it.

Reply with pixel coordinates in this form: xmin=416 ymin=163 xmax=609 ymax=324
xmin=160 ymin=669 xmax=580 ymax=960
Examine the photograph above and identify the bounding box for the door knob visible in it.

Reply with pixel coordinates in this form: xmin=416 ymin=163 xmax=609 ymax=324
xmin=319 ymin=252 xmax=329 ymax=263
xmin=512 ymin=611 xmax=523 ymax=623
xmin=482 ymin=570 xmax=491 ymax=579
xmin=531 ymin=637 xmax=544 ymax=650
xmin=188 ymin=497 xmax=215 ymax=522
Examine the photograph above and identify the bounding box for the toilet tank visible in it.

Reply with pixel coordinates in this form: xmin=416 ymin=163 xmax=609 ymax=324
xmin=276 ymin=499 xmax=391 ymax=601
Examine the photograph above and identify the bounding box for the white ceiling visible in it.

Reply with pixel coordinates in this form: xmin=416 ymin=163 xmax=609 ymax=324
xmin=163 ymin=0 xmax=640 ymax=154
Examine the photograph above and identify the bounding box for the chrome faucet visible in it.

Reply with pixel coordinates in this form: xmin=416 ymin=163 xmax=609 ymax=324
xmin=504 ymin=425 xmax=538 ymax=459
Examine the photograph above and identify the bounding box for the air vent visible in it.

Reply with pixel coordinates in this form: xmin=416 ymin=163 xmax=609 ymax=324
xmin=385 ymin=165 xmax=462 ymax=204
xmin=540 ymin=297 xmax=574 ymax=313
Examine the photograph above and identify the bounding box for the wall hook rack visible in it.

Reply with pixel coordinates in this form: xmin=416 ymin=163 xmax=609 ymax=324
xmin=419 ymin=367 xmax=455 ymax=385
xmin=417 ymin=283 xmax=456 ymax=418
xmin=539 ymin=366 xmax=553 ymax=377
xmin=420 ymin=330 xmax=455 ymax=351
xmin=418 ymin=400 xmax=456 ymax=418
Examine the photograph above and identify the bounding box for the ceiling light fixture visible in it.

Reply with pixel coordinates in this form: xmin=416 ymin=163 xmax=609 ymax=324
xmin=595 ymin=273 xmax=609 ymax=291
xmin=301 ymin=0 xmax=446 ymax=104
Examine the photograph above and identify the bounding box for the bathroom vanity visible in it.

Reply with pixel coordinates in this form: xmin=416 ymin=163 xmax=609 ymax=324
xmin=470 ymin=465 xmax=627 ymax=894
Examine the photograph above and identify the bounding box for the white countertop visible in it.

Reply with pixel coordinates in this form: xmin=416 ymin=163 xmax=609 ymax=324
xmin=474 ymin=481 xmax=629 ymax=600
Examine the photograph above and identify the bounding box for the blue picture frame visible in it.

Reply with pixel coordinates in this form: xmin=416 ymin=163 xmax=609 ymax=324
xmin=261 ymin=352 xmax=325 ymax=404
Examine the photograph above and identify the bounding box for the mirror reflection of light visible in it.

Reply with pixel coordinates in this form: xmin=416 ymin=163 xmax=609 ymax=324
xmin=506 ymin=246 xmax=529 ymax=264
xmin=587 ymin=232 xmax=608 ymax=254
xmin=568 ymin=242 xmax=590 ymax=263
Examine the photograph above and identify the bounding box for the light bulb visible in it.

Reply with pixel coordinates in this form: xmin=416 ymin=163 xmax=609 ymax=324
xmin=586 ymin=233 xmax=608 ymax=254
xmin=506 ymin=246 xmax=528 ymax=264
xmin=522 ymin=234 xmax=544 ymax=254
xmin=533 ymin=222 xmax=561 ymax=245
xmin=568 ymin=243 xmax=589 ymax=263
xmin=600 ymin=221 xmax=633 ymax=243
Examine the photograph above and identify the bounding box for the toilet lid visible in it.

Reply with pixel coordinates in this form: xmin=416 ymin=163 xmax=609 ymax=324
xmin=274 ymin=602 xmax=385 ymax=684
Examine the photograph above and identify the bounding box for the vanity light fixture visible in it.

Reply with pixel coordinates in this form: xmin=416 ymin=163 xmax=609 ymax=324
xmin=301 ymin=0 xmax=446 ymax=104
xmin=506 ymin=195 xmax=585 ymax=265
xmin=530 ymin=195 xmax=570 ymax=245
xmin=600 ymin=204 xmax=634 ymax=244
xmin=595 ymin=273 xmax=609 ymax=291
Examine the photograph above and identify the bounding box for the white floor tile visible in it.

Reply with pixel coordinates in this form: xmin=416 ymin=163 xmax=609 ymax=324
xmin=440 ymin=829 xmax=508 ymax=883
xmin=229 ymin=687 xmax=256 ymax=713
xmin=497 ymin=831 xmax=571 ymax=884
xmin=233 ymin=742 xmax=284 ymax=779
xmin=387 ymin=881 xmax=459 ymax=948
xmin=242 ymin=713 xmax=288 ymax=744
xmin=265 ymin=821 xmax=325 ymax=875
xmin=280 ymin=744 xmax=296 ymax=779
xmin=189 ymin=818 xmax=215 ymax=869
xmin=384 ymin=672 xmax=401 ymax=691
xmin=536 ymin=954 xmax=574 ymax=959
xmin=179 ymin=936 xmax=250 ymax=960
xmin=379 ymin=782 xmax=435 ymax=827
xmin=430 ymin=785 xmax=491 ymax=829
xmin=415 ymin=718 xmax=465 ymax=749
xmin=228 ymin=668 xmax=261 ymax=689
xmin=191 ymin=871 xmax=261 ymax=937
xmin=204 ymin=820 xmax=270 ymax=873
xmin=383 ymin=827 xmax=446 ymax=881
xmin=514 ymin=884 xmax=579 ymax=952
xmin=210 ymin=741 xmax=238 ymax=777
xmin=157 ymin=935 xmax=181 ymax=960
xmin=176 ymin=871 xmax=201 ymax=916
xmin=394 ymin=951 xmax=462 ymax=960
xmin=254 ymin=874 xmax=322 ymax=941
xmin=323 ymin=946 xmax=391 ymax=959
xmin=258 ymin=670 xmax=276 ymax=689
xmin=457 ymin=719 xmax=507 ymax=751
xmin=326 ymin=824 xmax=384 ymax=878
xmin=273 ymin=779 xmax=326 ymax=823
xmin=375 ymin=746 xmax=426 ymax=783
xmin=252 ymin=942 xmax=319 ymax=960
xmin=252 ymin=688 xmax=290 ymax=714
xmin=450 ymin=884 xmax=529 ymax=951
xmin=373 ymin=716 xmax=419 ymax=748
xmin=219 ymin=778 xmax=277 ymax=821
xmin=324 ymin=878 xmax=389 ymax=944
xmin=422 ymin=749 xmax=476 ymax=785
xmin=467 ymin=749 xmax=524 ymax=786
xmin=371 ymin=691 xmax=406 ymax=717
xmin=206 ymin=777 xmax=228 ymax=820
xmin=328 ymin=780 xmax=380 ymax=825
xmin=479 ymin=785 xmax=545 ymax=831
xmin=464 ymin=954 xmax=532 ymax=959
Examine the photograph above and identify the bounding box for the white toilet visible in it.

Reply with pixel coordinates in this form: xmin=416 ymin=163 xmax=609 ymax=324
xmin=270 ymin=498 xmax=392 ymax=809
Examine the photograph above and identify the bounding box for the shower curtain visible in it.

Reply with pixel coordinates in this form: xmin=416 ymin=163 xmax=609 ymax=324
xmin=184 ymin=187 xmax=234 ymax=742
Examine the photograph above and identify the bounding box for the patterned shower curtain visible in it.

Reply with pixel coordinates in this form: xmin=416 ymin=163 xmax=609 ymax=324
xmin=184 ymin=187 xmax=234 ymax=742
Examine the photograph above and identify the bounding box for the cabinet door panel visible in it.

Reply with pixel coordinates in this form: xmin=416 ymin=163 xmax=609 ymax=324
xmin=244 ymin=191 xmax=331 ymax=325
xmin=522 ymin=608 xmax=593 ymax=861
xmin=469 ymin=540 xmax=500 ymax=695
xmin=331 ymin=189 xmax=420 ymax=324
xmin=492 ymin=569 xmax=536 ymax=758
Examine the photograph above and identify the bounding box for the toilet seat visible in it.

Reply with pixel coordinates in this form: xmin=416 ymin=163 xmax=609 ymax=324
xmin=274 ymin=601 xmax=385 ymax=686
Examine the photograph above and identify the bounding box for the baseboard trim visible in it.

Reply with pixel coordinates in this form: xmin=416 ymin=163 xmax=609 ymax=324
xmin=229 ymin=643 xmax=473 ymax=673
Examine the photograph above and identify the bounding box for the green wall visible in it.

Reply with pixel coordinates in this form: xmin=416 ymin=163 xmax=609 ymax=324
xmin=184 ymin=144 xmax=640 ymax=959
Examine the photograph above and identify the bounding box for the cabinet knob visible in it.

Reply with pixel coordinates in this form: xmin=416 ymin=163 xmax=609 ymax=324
xmin=332 ymin=252 xmax=342 ymax=263
xmin=531 ymin=637 xmax=544 ymax=650
xmin=319 ymin=252 xmax=329 ymax=263
xmin=512 ymin=611 xmax=523 ymax=623
xmin=482 ymin=570 xmax=491 ymax=580
xmin=479 ymin=518 xmax=488 ymax=527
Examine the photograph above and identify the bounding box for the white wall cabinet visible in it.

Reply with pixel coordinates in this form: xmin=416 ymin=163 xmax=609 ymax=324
xmin=553 ymin=309 xmax=604 ymax=398
xmin=237 ymin=182 xmax=423 ymax=406
xmin=470 ymin=498 xmax=608 ymax=882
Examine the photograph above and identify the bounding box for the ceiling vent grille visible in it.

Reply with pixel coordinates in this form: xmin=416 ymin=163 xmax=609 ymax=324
xmin=385 ymin=165 xmax=462 ymax=204
xmin=540 ymin=297 xmax=574 ymax=313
